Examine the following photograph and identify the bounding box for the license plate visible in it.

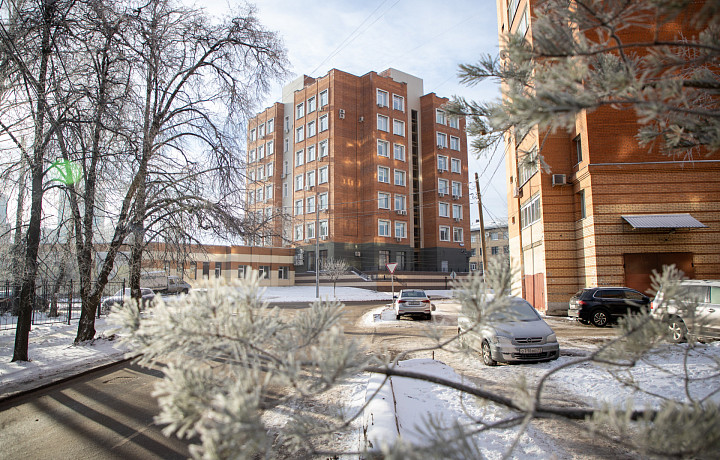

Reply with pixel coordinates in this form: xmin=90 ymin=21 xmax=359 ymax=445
xmin=518 ymin=348 xmax=535 ymax=354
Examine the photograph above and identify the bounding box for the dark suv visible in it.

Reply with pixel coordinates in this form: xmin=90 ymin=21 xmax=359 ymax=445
xmin=568 ymin=287 xmax=650 ymax=327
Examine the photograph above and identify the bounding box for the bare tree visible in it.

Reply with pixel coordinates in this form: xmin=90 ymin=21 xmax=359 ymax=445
xmin=322 ymin=257 xmax=349 ymax=298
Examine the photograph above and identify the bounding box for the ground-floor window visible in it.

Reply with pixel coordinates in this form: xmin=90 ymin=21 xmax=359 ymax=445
xmin=395 ymin=252 xmax=405 ymax=270
xmin=470 ymin=262 xmax=477 ymax=271
xmin=307 ymin=251 xmax=315 ymax=271
xmin=258 ymin=265 xmax=270 ymax=279
xmin=379 ymin=250 xmax=390 ymax=269
xmin=278 ymin=266 xmax=289 ymax=280
xmin=203 ymin=262 xmax=210 ymax=278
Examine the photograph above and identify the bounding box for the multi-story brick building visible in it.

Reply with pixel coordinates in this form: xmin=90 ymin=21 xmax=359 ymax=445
xmin=469 ymin=222 xmax=509 ymax=274
xmin=497 ymin=0 xmax=720 ymax=314
xmin=246 ymin=68 xmax=472 ymax=274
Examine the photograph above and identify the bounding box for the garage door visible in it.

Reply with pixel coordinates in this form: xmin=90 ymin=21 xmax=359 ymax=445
xmin=624 ymin=252 xmax=695 ymax=295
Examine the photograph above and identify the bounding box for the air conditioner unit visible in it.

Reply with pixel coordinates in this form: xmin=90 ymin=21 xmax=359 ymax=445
xmin=454 ymin=217 xmax=461 ymax=222
xmin=321 ymin=235 xmax=328 ymax=240
xmin=459 ymin=243 xmax=465 ymax=246
xmin=513 ymin=187 xmax=523 ymax=198
xmin=439 ymin=192 xmax=447 ymax=197
xmin=358 ymin=116 xmax=364 ymax=122
xmin=395 ymin=237 xmax=402 ymax=242
xmin=552 ymin=174 xmax=567 ymax=186
xmin=377 ymin=103 xmax=384 ymax=108
xmin=437 ymin=144 xmax=444 ymax=149
xmin=396 ymin=210 xmax=406 ymax=215
xmin=452 ymin=194 xmax=460 ymax=200
xmin=354 ymin=251 xmax=361 ymax=257
xmin=339 ymin=109 xmax=345 ymax=119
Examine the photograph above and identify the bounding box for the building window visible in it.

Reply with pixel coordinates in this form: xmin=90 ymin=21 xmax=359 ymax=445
xmin=452 ymin=204 xmax=462 ymax=219
xmin=319 ymin=139 xmax=329 ymax=158
xmin=319 ymin=220 xmax=328 ymax=238
xmin=394 ymin=194 xmax=406 ymax=211
xmin=307 ymin=120 xmax=316 ymax=137
xmin=294 ymin=174 xmax=304 ymax=191
xmin=319 ymin=192 xmax=328 ymax=210
xmin=258 ymin=123 xmax=265 ymax=137
xmin=319 ymin=166 xmax=328 ymax=184
xmin=436 ymin=109 xmax=446 ymax=125
xmin=283 ymin=182 xmax=288 ymax=197
xmin=258 ymin=144 xmax=265 ymax=159
xmin=249 ymin=149 xmax=256 ymax=163
xmin=438 ymin=179 xmax=449 ymax=195
xmin=439 ymin=225 xmax=450 ymax=241
xmin=491 ymin=246 xmax=499 ymax=255
xmin=504 ymin=246 xmax=509 ymax=254
xmin=306 ymin=170 xmax=316 ymax=188
xmin=395 ymin=252 xmax=405 ymax=270
xmin=517 ymin=6 xmax=529 ymax=36
xmin=579 ymin=189 xmax=587 ymax=219
xmin=258 ymin=265 xmax=270 ymax=279
xmin=437 ymin=132 xmax=447 ymax=148
xmin=448 ymin=116 xmax=459 ymax=129
xmin=519 ymin=150 xmax=539 ymax=184
xmin=450 ymin=136 xmax=460 ymax=150
xmin=306 ymin=221 xmax=315 ymax=239
xmin=307 ymin=96 xmax=316 ymax=113
xmin=378 ymin=192 xmax=390 ymax=209
xmin=296 ymin=102 xmax=305 ymax=119
xmin=394 ymin=169 xmax=406 ymax=186
xmin=379 ymin=250 xmax=390 ymax=268
xmin=394 ymin=143 xmax=405 ymax=161
xmin=395 ymin=221 xmax=407 ymax=238
xmin=306 ymin=195 xmax=316 ymax=213
xmin=453 ymin=227 xmax=464 ymax=243
xmin=471 ymin=234 xmax=477 ymax=243
xmin=378 ymin=166 xmax=390 ymax=183
xmin=574 ymin=135 xmax=582 ymax=164
xmin=295 ymin=224 xmax=304 ymax=241
xmin=267 ymin=118 xmax=274 ymax=133
xmin=452 ymin=181 xmax=462 ymax=197
xmin=521 ymin=194 xmax=542 ymax=228
xmin=265 ymin=185 xmax=273 ymax=200
xmin=377 ymin=114 xmax=389 ymax=132
xmin=508 ymin=0 xmax=520 ymax=26
xmin=319 ymin=89 xmax=328 ymax=107
xmin=306 ymin=144 xmax=316 ymax=162
xmin=238 ymin=265 xmax=246 ymax=278
xmin=295 ymin=150 xmax=304 ymax=167
xmin=470 ymin=262 xmax=477 ymax=271
xmin=319 ymin=114 xmax=329 ymax=132
xmin=377 ymin=140 xmax=390 ymax=157
xmin=267 ymin=140 xmax=274 ymax=156
xmin=437 ymin=155 xmax=448 ymax=171
xmin=378 ymin=219 xmax=391 ymax=237
xmin=439 ymin=202 xmax=449 ymax=217
xmin=491 ymin=232 xmax=499 ymax=240
xmin=295 ymin=126 xmax=304 ymax=142
xmin=255 ymin=188 xmax=263 ymax=202
xmin=294 ymin=199 xmax=304 ymax=215
xmin=392 ymin=94 xmax=405 ymax=112
xmin=278 ymin=266 xmax=289 ymax=280
xmin=451 ymin=158 xmax=461 ymax=173
xmin=377 ymin=89 xmax=389 ymax=107
xmin=284 ymin=138 xmax=289 ymax=153
xmin=393 ymin=119 xmax=405 ymax=136
xmin=250 ymin=128 xmax=256 ymax=141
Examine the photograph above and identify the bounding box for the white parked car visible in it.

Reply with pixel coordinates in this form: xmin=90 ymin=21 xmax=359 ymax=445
xmin=393 ymin=289 xmax=435 ymax=321
xmin=458 ymin=296 xmax=560 ymax=366
xmin=650 ymin=279 xmax=720 ymax=343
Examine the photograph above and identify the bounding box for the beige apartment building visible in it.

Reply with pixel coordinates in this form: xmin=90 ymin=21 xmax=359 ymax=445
xmin=469 ymin=222 xmax=510 ymax=274
xmin=246 ymin=68 xmax=472 ymax=274
xmin=497 ymin=0 xmax=720 ymax=314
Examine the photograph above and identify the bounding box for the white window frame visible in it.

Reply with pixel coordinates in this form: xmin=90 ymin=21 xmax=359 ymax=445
xmin=392 ymin=94 xmax=405 ymax=112
xmin=319 ymin=165 xmax=329 ymax=184
xmin=452 ymin=204 xmax=463 ymax=219
xmin=306 ymin=170 xmax=316 ymax=188
xmin=394 ymin=143 xmax=405 ymax=161
xmin=307 ymin=120 xmax=316 ymax=137
xmin=249 ymin=149 xmax=256 ymax=163
xmin=306 ymin=144 xmax=316 ymax=162
xmin=306 ymin=195 xmax=316 ymax=214
xmin=319 ymin=140 xmax=329 ymax=158
xmin=258 ymin=123 xmax=265 ymax=138
xmin=436 ymin=109 xmax=446 ymax=125
xmin=437 ymin=132 xmax=447 ymax=148
xmin=450 ymin=135 xmax=460 ymax=150
xmin=451 ymin=158 xmax=461 ymax=173
xmin=296 ymin=102 xmax=305 ymax=119
xmin=452 ymin=181 xmax=462 ymax=197
xmin=306 ymin=221 xmax=315 ymax=239
xmin=319 ymin=220 xmax=328 ymax=238
xmin=394 ymin=221 xmax=407 ymax=238
xmin=393 ymin=119 xmax=405 ymax=136
xmin=283 ymin=182 xmax=288 ymax=197
xmin=319 ymin=192 xmax=328 ymax=210
xmin=319 ymin=89 xmax=328 ymax=107
xmin=265 ymin=184 xmax=273 ymax=200
xmin=438 ymin=202 xmax=450 ymax=218
xmin=453 ymin=227 xmax=464 ymax=243
xmin=438 ymin=179 xmax=449 ymax=195
xmin=307 ymin=96 xmax=316 ymax=113
xmin=295 ymin=126 xmax=304 ymax=142
xmin=394 ymin=194 xmax=406 ymax=211
xmin=377 ymin=89 xmax=389 ymax=107
xmin=294 ymin=174 xmax=304 ymax=191
xmin=295 ymin=224 xmax=304 ymax=241
xmin=266 ymin=162 xmax=274 ymax=178
xmin=319 ymin=114 xmax=329 ymax=132
xmin=294 ymin=199 xmax=303 ymax=215
xmin=378 ymin=166 xmax=390 ymax=183
xmin=448 ymin=116 xmax=459 ymax=129
xmin=377 ymin=114 xmax=389 ymax=132
xmin=439 ymin=225 xmax=450 ymax=241
xmin=267 ymin=140 xmax=274 ymax=156
xmin=258 ymin=144 xmax=265 ymax=159
xmin=378 ymin=192 xmax=390 ymax=209
xmin=377 ymin=139 xmax=390 ymax=157
xmin=437 ymin=155 xmax=448 ymax=171
xmin=378 ymin=219 xmax=391 ymax=237
xmin=250 ymin=128 xmax=257 ymax=141
xmin=394 ymin=169 xmax=406 ymax=186
xmin=267 ymin=118 xmax=274 ymax=133
xmin=295 ymin=149 xmax=304 ymax=167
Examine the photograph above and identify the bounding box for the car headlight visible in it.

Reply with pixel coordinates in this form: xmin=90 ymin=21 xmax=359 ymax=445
xmin=493 ymin=335 xmax=512 ymax=345
xmin=546 ymin=333 xmax=557 ymax=343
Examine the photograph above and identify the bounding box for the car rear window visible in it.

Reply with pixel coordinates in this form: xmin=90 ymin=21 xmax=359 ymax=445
xmin=711 ymin=287 xmax=720 ymax=305
xmin=624 ymin=290 xmax=645 ymax=300
xmin=402 ymin=290 xmax=426 ymax=298
xmin=596 ymin=289 xmax=623 ymax=299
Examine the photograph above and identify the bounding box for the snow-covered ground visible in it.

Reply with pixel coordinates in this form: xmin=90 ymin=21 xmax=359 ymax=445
xmin=2 ymin=287 xmax=720 ymax=458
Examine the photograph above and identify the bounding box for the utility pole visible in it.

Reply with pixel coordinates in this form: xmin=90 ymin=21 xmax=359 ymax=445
xmin=315 ymin=191 xmax=320 ymax=299
xmin=475 ymin=173 xmax=488 ymax=276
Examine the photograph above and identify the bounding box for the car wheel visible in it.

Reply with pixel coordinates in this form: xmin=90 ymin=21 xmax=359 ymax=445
xmin=590 ymin=309 xmax=610 ymax=327
xmin=481 ymin=340 xmax=497 ymax=366
xmin=426 ymin=313 xmax=432 ymax=321
xmin=396 ymin=313 xmax=401 ymax=320
xmin=667 ymin=317 xmax=687 ymax=343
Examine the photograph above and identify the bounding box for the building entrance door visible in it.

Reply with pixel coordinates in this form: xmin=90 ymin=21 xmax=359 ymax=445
xmin=623 ymin=252 xmax=694 ymax=295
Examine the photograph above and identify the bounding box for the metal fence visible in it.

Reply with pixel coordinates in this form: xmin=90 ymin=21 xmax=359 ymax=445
xmin=0 ymin=279 xmax=127 ymax=332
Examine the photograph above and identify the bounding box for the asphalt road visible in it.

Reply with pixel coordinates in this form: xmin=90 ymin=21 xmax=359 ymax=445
xmin=0 ymin=300 xmax=623 ymax=459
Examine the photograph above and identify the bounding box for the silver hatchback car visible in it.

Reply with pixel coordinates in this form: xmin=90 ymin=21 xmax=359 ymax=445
xmin=650 ymin=280 xmax=720 ymax=343
xmin=458 ymin=297 xmax=560 ymax=366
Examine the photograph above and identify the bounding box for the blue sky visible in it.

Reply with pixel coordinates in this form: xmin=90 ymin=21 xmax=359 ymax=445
xmin=206 ymin=0 xmax=508 ymax=224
